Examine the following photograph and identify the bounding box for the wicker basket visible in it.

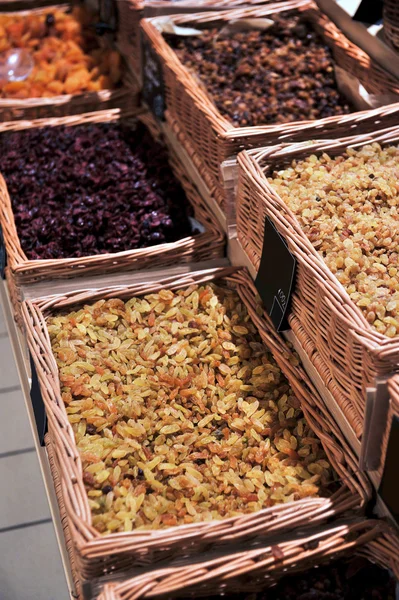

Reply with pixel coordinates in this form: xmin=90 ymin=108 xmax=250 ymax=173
xmin=0 ymin=4 xmax=137 ymax=122
xmin=97 ymin=520 xmax=399 ymax=599
xmin=379 ymin=375 xmax=399 ymax=490
xmin=116 ymin=0 xmax=286 ymax=85
xmin=45 ymin=432 xmax=82 ymax=600
xmin=21 ymin=266 xmax=370 ymax=584
xmin=141 ymin=0 xmax=399 ymax=211
xmin=235 ymin=125 xmax=399 ymax=442
xmin=0 ymin=108 xmax=224 ymax=284
xmin=384 ymin=0 xmax=399 ymax=52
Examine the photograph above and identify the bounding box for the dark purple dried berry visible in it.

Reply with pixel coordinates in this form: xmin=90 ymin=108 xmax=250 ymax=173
xmin=0 ymin=123 xmax=194 ymax=260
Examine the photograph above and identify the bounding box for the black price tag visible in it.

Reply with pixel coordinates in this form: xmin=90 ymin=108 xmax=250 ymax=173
xmin=353 ymin=0 xmax=383 ymax=26
xmin=255 ymin=216 xmax=296 ymax=332
xmin=142 ymin=36 xmax=165 ymax=121
xmin=29 ymin=353 xmax=47 ymax=446
xmin=378 ymin=415 xmax=399 ymax=524
xmin=0 ymin=223 xmax=6 ymax=280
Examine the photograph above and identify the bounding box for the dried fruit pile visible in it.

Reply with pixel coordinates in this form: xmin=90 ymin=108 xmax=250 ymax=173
xmin=269 ymin=143 xmax=399 ymax=338
xmin=209 ymin=557 xmax=396 ymax=599
xmin=0 ymin=6 xmax=121 ymax=98
xmin=48 ymin=284 xmax=332 ymax=534
xmin=167 ymin=14 xmax=352 ymax=128
xmin=1 ymin=122 xmax=193 ymax=259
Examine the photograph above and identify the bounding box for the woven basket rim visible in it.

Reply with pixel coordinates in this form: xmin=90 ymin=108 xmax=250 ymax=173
xmin=0 ymin=108 xmax=223 ymax=281
xmin=21 ymin=267 xmax=369 ymax=565
xmin=96 ymin=519 xmax=396 ymax=599
xmin=141 ymin=0 xmax=399 ymax=142
xmin=130 ymin=0 xmax=279 ymax=10
xmin=388 ymin=373 xmax=399 ymax=410
xmin=237 ymin=124 xmax=399 ymax=357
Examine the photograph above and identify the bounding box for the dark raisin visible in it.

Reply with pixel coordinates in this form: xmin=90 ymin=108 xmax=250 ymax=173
xmin=167 ymin=15 xmax=352 ymax=129
xmin=101 ymin=485 xmax=113 ymax=494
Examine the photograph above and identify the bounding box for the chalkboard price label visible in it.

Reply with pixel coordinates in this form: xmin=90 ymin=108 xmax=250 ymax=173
xmin=378 ymin=415 xmax=399 ymax=524
xmin=29 ymin=353 xmax=47 ymax=446
xmin=0 ymin=223 xmax=6 ymax=280
xmin=142 ymin=36 xmax=165 ymax=121
xmin=255 ymin=216 xmax=296 ymax=332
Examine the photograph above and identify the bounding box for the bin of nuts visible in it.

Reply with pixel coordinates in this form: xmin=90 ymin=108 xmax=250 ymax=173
xmin=0 ymin=4 xmax=136 ymax=121
xmin=0 ymin=109 xmax=224 ymax=285
xmin=141 ymin=0 xmax=399 ymax=210
xmin=235 ymin=124 xmax=399 ymax=444
xmin=96 ymin=520 xmax=399 ymax=599
xmin=22 ymin=266 xmax=369 ymax=582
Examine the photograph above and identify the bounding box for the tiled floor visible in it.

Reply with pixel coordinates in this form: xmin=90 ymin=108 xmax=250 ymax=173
xmin=0 ymin=298 xmax=70 ymax=600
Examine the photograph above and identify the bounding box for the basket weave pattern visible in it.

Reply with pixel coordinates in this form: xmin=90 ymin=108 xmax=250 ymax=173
xmin=166 ymin=113 xmax=226 ymax=210
xmin=97 ymin=520 xmax=399 ymax=599
xmin=236 ymin=126 xmax=399 ymax=441
xmin=381 ymin=375 xmax=399 ymax=484
xmin=0 ymin=108 xmax=225 ymax=284
xmin=22 ymin=267 xmax=369 ymax=582
xmin=45 ymin=432 xmax=82 ymax=600
xmin=0 ymin=4 xmax=138 ymax=122
xmin=141 ymin=1 xmax=399 ymax=209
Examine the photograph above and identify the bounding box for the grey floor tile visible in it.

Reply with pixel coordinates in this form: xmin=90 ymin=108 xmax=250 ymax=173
xmin=0 ymin=335 xmax=20 ymax=389
xmin=0 ymin=521 xmax=70 ymax=600
xmin=0 ymin=303 xmax=6 ymax=336
xmin=0 ymin=388 xmax=34 ymax=454
xmin=0 ymin=450 xmax=51 ymax=529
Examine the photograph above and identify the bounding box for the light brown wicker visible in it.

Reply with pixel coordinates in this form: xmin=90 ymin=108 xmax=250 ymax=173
xmin=45 ymin=431 xmax=82 ymax=600
xmin=0 ymin=108 xmax=224 ymax=284
xmin=141 ymin=0 xmax=399 ymax=211
xmin=166 ymin=113 xmax=226 ymax=211
xmin=381 ymin=374 xmax=399 ymax=487
xmin=236 ymin=125 xmax=399 ymax=442
xmin=4 ymin=267 xmax=24 ymax=332
xmin=116 ymin=0 xmax=286 ymax=84
xmin=0 ymin=4 xmax=137 ymax=122
xmin=97 ymin=520 xmax=399 ymax=600
xmin=384 ymin=0 xmax=399 ymax=52
xmin=22 ymin=266 xmax=370 ymax=584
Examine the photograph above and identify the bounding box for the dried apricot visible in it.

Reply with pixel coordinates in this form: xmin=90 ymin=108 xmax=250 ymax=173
xmin=0 ymin=6 xmax=122 ymax=99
